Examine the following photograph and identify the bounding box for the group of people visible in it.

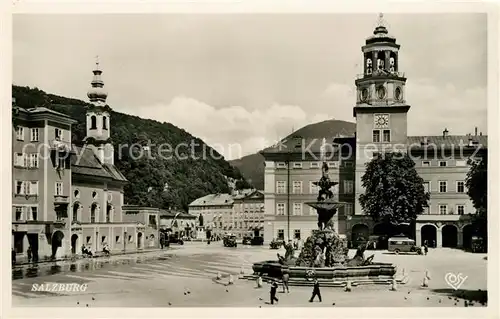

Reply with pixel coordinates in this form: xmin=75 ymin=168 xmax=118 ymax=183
xmin=267 ymin=270 xmax=322 ymax=305
xmin=11 ymin=246 xmax=40 ymax=265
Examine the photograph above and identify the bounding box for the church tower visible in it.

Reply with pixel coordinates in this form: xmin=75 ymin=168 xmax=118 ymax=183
xmin=353 ymin=14 xmax=410 ymax=215
xmin=85 ymin=57 xmax=114 ymax=165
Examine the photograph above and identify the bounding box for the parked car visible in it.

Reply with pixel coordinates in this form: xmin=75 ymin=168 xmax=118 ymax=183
xmin=223 ymin=235 xmax=237 ymax=247
xmin=168 ymin=234 xmax=184 ymax=245
xmin=269 ymin=239 xmax=283 ymax=249
xmin=251 ymin=236 xmax=264 ymax=246
xmin=388 ymin=236 xmax=422 ymax=255
xmin=242 ymin=236 xmax=252 ymax=245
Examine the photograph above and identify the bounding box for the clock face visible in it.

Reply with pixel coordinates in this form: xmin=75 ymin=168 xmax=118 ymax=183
xmin=394 ymin=87 xmax=403 ymax=101
xmin=376 ymin=86 xmax=386 ymax=100
xmin=374 ymin=114 xmax=389 ymax=128
xmin=360 ymin=88 xmax=369 ymax=102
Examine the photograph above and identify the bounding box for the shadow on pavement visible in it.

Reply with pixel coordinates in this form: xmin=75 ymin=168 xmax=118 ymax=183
xmin=431 ymin=288 xmax=487 ymax=304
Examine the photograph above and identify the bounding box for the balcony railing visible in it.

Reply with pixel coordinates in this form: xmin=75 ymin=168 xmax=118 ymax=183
xmin=356 ymin=71 xmax=406 ymax=80
xmin=54 ymin=195 xmax=69 ymax=204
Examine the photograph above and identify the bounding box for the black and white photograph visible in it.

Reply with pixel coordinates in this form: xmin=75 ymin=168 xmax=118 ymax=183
xmin=4 ymin=3 xmax=498 ymax=316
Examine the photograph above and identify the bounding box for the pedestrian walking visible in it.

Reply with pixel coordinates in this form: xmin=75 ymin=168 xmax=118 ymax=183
xmin=309 ymin=278 xmax=322 ymax=302
xmin=27 ymin=246 xmax=32 ymax=263
xmin=270 ymin=280 xmax=279 ymax=304
xmin=282 ymin=270 xmax=290 ymax=293
xmin=12 ymin=248 xmax=16 ymax=265
xmin=424 ymin=243 xmax=428 ymax=255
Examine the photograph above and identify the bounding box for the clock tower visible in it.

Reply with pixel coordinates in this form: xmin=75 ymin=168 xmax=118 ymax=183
xmin=353 ymin=14 xmax=411 ymax=215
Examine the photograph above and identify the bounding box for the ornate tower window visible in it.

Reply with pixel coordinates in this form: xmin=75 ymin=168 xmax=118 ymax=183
xmin=103 ymin=116 xmax=108 ymax=130
xmin=90 ymin=115 xmax=97 ymax=129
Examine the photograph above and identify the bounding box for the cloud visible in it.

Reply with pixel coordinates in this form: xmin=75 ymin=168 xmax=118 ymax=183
xmin=125 ymin=97 xmax=332 ymax=160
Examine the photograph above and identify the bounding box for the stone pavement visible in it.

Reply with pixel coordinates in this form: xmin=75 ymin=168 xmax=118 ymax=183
xmin=12 ymin=244 xmax=487 ymax=307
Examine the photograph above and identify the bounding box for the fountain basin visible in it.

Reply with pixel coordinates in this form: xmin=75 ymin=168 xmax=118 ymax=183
xmin=250 ymin=261 xmax=397 ymax=285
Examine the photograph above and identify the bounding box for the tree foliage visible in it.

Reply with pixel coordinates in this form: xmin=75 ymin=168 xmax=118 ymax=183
xmin=359 ymin=152 xmax=430 ymax=229
xmin=12 ymin=85 xmax=251 ymax=211
xmin=466 ymin=151 xmax=487 ymax=239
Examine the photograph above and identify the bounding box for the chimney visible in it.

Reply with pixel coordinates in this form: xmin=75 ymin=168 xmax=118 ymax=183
xmin=442 ymin=128 xmax=449 ymax=138
xmin=475 ymin=127 xmax=478 ymax=136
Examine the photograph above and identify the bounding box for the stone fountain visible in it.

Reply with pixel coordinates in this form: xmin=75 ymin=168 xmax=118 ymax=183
xmin=244 ymin=140 xmax=402 ymax=288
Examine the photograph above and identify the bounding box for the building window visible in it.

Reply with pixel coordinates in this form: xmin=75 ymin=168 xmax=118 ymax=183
xmin=30 ymin=206 xmax=38 ymax=221
xmin=276 ymin=181 xmax=286 ymax=194
xmin=16 ymin=127 xmax=25 ymax=140
xmin=74 ymin=189 xmax=80 ymax=199
xmin=30 ymin=154 xmax=39 ymax=168
xmin=310 ymin=181 xmax=319 ymax=194
xmin=73 ymin=204 xmax=79 ymax=223
xmin=115 ymin=236 xmax=121 ymax=244
xmin=276 ymin=162 xmax=286 ymax=169
xmin=382 ymin=130 xmax=391 ymax=143
xmin=456 ymin=205 xmax=465 ymax=215
xmin=372 ymin=130 xmax=381 ymax=143
xmin=439 ymin=161 xmax=447 ymax=167
xmin=103 ymin=116 xmax=108 ymax=130
xmin=14 ymin=153 xmax=25 ymax=167
xmin=439 ymin=205 xmax=448 ymax=215
xmin=15 ymin=181 xmax=23 ymax=195
xmin=90 ymin=204 xmax=97 ymax=223
xmin=55 ymin=128 xmax=62 ymax=139
xmin=423 ymin=181 xmax=431 ymax=193
xmin=30 ymin=181 xmax=38 ymax=195
xmin=439 ymin=181 xmax=447 ymax=193
xmin=292 ymin=162 xmax=303 ymax=169
xmin=310 ymin=162 xmax=320 ymax=169
xmin=344 ymin=180 xmax=354 ymax=194
xmin=294 ymin=229 xmax=301 ymax=240
xmin=128 ymin=235 xmax=133 ymax=243
xmin=344 ymin=203 xmax=353 ymax=216
xmin=86 ymin=236 xmax=91 ymax=244
xmin=101 ymin=236 xmax=107 ymax=244
xmin=277 ymin=229 xmax=284 ymax=240
xmin=455 ymin=160 xmax=467 ymax=166
xmin=456 ymin=181 xmax=465 ymax=193
xmin=293 ymin=203 xmax=302 ymax=216
xmin=327 ymin=162 xmax=338 ymax=168
xmin=55 ymin=182 xmax=63 ymax=196
xmin=276 ymin=203 xmax=285 ymax=215
xmin=15 ymin=206 xmax=23 ymax=221
xmin=106 ymin=207 xmax=111 ymax=223
xmin=30 ymin=128 xmax=39 ymax=142
xmin=90 ymin=115 xmax=97 ymax=129
xmin=422 ymin=161 xmax=431 ymax=167
xmin=292 ymin=181 xmax=302 ymax=194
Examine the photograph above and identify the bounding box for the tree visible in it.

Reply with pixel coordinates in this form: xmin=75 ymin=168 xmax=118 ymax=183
xmin=359 ymin=152 xmax=430 ymax=235
xmin=466 ymin=152 xmax=487 ymax=242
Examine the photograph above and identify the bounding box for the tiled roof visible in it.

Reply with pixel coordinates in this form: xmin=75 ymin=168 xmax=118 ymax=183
xmin=260 ymin=135 xmax=356 ymax=155
xmin=407 ymin=135 xmax=487 ymax=149
xmin=71 ymin=145 xmax=128 ymax=182
xmin=189 ymin=193 xmax=234 ymax=207
xmin=159 ymin=210 xmax=196 ymax=219
xmin=20 ymin=106 xmax=74 ymax=119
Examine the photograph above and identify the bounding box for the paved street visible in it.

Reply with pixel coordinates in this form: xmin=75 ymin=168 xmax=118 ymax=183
xmin=12 ymin=242 xmax=487 ymax=307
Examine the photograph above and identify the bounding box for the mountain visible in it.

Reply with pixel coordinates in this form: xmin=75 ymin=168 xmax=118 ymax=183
xmin=12 ymin=85 xmax=251 ymax=211
xmin=230 ymin=119 xmax=356 ymax=190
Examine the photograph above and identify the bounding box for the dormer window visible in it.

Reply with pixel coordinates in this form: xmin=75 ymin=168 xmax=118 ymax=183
xmin=90 ymin=115 xmax=97 ymax=129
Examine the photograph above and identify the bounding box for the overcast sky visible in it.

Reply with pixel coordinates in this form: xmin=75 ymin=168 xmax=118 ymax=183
xmin=13 ymin=13 xmax=487 ymax=160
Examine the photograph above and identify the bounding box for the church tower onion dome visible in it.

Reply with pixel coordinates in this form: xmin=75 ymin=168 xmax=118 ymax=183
xmin=365 ymin=13 xmax=396 ymax=44
xmin=87 ymin=57 xmax=108 ymax=106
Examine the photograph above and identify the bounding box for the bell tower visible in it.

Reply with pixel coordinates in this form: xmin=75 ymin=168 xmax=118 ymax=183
xmin=85 ymin=57 xmax=114 ymax=165
xmin=353 ymin=14 xmax=411 ymax=215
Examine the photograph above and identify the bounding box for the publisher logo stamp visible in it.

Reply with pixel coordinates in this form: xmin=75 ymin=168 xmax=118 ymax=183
xmin=444 ymin=273 xmax=468 ymax=290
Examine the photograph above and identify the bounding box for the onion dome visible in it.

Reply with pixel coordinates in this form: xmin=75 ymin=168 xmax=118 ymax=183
xmin=366 ymin=13 xmax=396 ymax=44
xmin=87 ymin=56 xmax=108 ymax=106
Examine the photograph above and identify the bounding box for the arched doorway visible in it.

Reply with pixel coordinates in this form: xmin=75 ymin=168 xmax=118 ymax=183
xmin=421 ymin=224 xmax=437 ymax=247
xmin=71 ymin=234 xmax=79 ymax=254
xmin=462 ymin=224 xmax=474 ymax=250
xmin=351 ymin=224 xmax=369 ymax=248
xmin=137 ymin=232 xmax=143 ymax=249
xmin=442 ymin=224 xmax=458 ymax=248
xmin=51 ymin=231 xmax=64 ymax=259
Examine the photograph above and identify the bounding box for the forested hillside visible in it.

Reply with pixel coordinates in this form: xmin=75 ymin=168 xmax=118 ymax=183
xmin=12 ymin=85 xmax=251 ymax=211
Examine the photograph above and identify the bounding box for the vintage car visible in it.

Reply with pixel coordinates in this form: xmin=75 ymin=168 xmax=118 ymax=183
xmin=269 ymin=239 xmax=284 ymax=249
xmin=388 ymin=236 xmax=422 ymax=255
xmin=168 ymin=233 xmax=184 ymax=245
xmin=242 ymin=236 xmax=252 ymax=245
xmin=251 ymin=236 xmax=264 ymax=246
xmin=223 ymin=235 xmax=238 ymax=247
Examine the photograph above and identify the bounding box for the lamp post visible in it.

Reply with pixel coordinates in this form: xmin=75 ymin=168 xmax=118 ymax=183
xmin=286 ymin=151 xmax=291 ymax=242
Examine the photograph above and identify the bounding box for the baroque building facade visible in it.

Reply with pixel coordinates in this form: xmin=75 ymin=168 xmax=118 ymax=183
xmin=12 ymin=61 xmax=160 ymax=260
xmin=261 ymin=16 xmax=486 ymax=249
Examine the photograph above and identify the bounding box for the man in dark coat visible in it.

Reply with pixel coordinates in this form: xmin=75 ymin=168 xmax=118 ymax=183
xmin=309 ymin=278 xmax=322 ymax=302
xmin=270 ymin=280 xmax=279 ymax=304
